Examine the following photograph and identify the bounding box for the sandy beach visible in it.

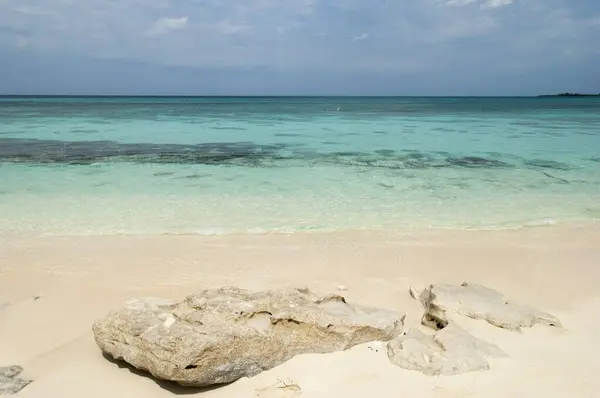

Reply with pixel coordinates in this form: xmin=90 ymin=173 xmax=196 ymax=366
xmin=1 ymin=225 xmax=600 ymax=397
xmin=2 ymin=1 xmax=600 ymax=395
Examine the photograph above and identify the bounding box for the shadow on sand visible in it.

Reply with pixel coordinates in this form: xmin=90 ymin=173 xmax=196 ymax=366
xmin=102 ymin=353 xmax=230 ymax=395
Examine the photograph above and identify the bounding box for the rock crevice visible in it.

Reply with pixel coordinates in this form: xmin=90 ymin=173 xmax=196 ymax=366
xmin=418 ymin=282 xmax=561 ymax=331
xmin=387 ymin=282 xmax=561 ymax=376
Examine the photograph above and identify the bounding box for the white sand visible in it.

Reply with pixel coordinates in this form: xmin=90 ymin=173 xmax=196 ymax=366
xmin=1 ymin=225 xmax=600 ymax=397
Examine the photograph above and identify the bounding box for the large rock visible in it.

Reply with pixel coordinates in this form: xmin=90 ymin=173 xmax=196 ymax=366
xmin=387 ymin=323 xmax=506 ymax=375
xmin=93 ymin=287 xmax=405 ymax=386
xmin=418 ymin=282 xmax=561 ymax=331
xmin=0 ymin=366 xmax=32 ymax=395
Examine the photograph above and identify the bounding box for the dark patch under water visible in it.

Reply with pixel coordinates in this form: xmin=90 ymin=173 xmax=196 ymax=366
xmin=274 ymin=133 xmax=304 ymax=137
xmin=372 ymin=149 xmax=393 ymax=155
xmin=210 ymin=126 xmax=247 ymax=131
xmin=0 ymin=137 xmax=579 ymax=173
xmin=524 ymin=159 xmax=572 ymax=170
xmin=447 ymin=156 xmax=509 ymax=168
xmin=541 ymin=172 xmax=570 ymax=184
xmin=0 ymin=138 xmax=286 ymax=166
xmin=179 ymin=173 xmax=212 ymax=179
xmin=153 ymin=171 xmax=175 ymax=176
xmin=377 ymin=183 xmax=395 ymax=190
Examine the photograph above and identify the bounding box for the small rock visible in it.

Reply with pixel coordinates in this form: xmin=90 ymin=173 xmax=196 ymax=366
xmin=0 ymin=367 xmax=22 ymax=379
xmin=336 ymin=285 xmax=348 ymax=291
xmin=387 ymin=324 xmax=506 ymax=375
xmin=409 ymin=286 xmax=423 ymax=300
xmin=0 ymin=365 xmax=33 ymax=395
xmin=419 ymin=282 xmax=561 ymax=331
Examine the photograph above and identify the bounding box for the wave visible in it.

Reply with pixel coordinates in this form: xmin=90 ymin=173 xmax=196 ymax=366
xmin=3 ymin=218 xmax=595 ymax=238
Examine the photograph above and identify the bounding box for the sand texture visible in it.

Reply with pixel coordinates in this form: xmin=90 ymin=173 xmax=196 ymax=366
xmin=1 ymin=225 xmax=600 ymax=397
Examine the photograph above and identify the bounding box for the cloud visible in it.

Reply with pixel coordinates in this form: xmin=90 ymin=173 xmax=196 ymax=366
xmin=483 ymin=0 xmax=513 ymax=8
xmin=0 ymin=0 xmax=598 ymax=77
xmin=446 ymin=0 xmax=513 ymax=8
xmin=145 ymin=17 xmax=188 ymax=36
xmin=351 ymin=33 xmax=368 ymax=41
xmin=446 ymin=0 xmax=478 ymax=6
xmin=215 ymin=20 xmax=252 ymax=36
xmin=14 ymin=5 xmax=57 ymax=16
xmin=15 ymin=36 xmax=28 ymax=47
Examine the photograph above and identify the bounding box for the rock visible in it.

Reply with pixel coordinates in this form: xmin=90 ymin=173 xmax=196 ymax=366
xmin=387 ymin=323 xmax=506 ymax=375
xmin=367 ymin=340 xmax=386 ymax=352
xmin=409 ymin=285 xmax=425 ymax=300
xmin=0 ymin=367 xmax=23 ymax=380
xmin=0 ymin=366 xmax=33 ymax=395
xmin=336 ymin=285 xmax=348 ymax=291
xmin=419 ymin=282 xmax=561 ymax=331
xmin=93 ymin=287 xmax=405 ymax=387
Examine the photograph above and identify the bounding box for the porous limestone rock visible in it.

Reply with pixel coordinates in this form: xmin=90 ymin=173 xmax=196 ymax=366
xmin=418 ymin=282 xmax=561 ymax=331
xmin=387 ymin=323 xmax=506 ymax=375
xmin=93 ymin=287 xmax=405 ymax=387
xmin=0 ymin=365 xmax=32 ymax=395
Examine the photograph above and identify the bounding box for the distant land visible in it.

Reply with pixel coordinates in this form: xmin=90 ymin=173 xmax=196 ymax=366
xmin=538 ymin=93 xmax=600 ymax=97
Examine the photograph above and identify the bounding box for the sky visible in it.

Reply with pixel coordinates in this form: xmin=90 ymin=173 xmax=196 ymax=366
xmin=0 ymin=0 xmax=599 ymax=95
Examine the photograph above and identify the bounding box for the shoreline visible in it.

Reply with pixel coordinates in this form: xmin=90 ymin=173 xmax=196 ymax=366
xmin=2 ymin=224 xmax=600 ymax=397
xmin=1 ymin=218 xmax=599 ymax=238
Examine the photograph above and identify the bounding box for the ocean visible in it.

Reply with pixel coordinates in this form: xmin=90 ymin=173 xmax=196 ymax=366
xmin=0 ymin=96 xmax=599 ymax=236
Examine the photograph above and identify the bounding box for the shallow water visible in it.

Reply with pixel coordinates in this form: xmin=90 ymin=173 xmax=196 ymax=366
xmin=1 ymin=96 xmax=599 ymax=235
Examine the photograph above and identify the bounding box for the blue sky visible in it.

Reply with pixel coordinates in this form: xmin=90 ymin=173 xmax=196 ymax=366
xmin=0 ymin=0 xmax=599 ymax=95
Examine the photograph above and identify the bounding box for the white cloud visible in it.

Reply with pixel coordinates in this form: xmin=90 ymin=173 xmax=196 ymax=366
xmin=446 ymin=0 xmax=513 ymax=8
xmin=216 ymin=20 xmax=252 ymax=36
xmin=483 ymin=0 xmax=513 ymax=9
xmin=0 ymin=0 xmax=596 ymax=74
xmin=15 ymin=5 xmax=56 ymax=15
xmin=446 ymin=0 xmax=478 ymax=6
xmin=145 ymin=16 xmax=188 ymax=36
xmin=352 ymin=33 xmax=368 ymax=41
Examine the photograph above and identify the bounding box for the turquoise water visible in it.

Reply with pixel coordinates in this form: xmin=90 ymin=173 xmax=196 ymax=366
xmin=1 ymin=96 xmax=599 ymax=235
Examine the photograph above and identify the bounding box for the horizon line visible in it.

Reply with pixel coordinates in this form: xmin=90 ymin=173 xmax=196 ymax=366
xmin=0 ymin=94 xmax=571 ymax=98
